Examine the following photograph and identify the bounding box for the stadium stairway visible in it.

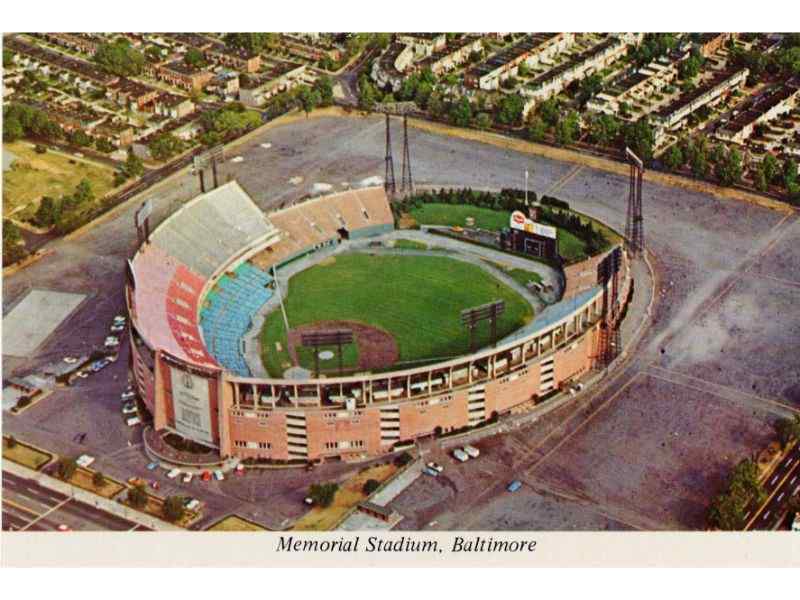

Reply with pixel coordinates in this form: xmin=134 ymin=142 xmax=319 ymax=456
xmin=199 ymin=263 xmax=274 ymax=376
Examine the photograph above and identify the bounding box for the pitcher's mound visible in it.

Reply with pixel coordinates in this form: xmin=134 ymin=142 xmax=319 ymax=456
xmin=287 ymin=320 xmax=399 ymax=372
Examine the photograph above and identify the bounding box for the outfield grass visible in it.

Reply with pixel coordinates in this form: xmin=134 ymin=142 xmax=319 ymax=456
xmin=260 ymin=253 xmax=533 ymax=377
xmin=482 ymin=260 xmax=544 ymax=289
xmin=3 ymin=141 xmax=116 ymax=219
xmin=407 ymin=203 xmax=592 ymax=263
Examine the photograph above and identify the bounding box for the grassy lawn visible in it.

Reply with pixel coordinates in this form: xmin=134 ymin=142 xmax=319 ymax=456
xmin=482 ymin=260 xmax=544 ymax=288
xmin=2 ymin=437 xmax=52 ymax=470
xmin=392 ymin=238 xmax=428 ymax=250
xmin=3 ymin=141 xmax=116 ymax=219
xmin=67 ymin=466 xmax=125 ymax=499
xmin=260 ymin=253 xmax=533 ymax=376
xmin=207 ymin=515 xmax=269 ymax=532
xmin=407 ymin=203 xmax=603 ymax=263
xmin=292 ymin=463 xmax=398 ymax=531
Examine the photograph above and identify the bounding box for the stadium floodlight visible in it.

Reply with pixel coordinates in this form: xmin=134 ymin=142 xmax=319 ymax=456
xmin=461 ymin=300 xmax=506 ymax=352
xmin=300 ymin=330 xmax=354 ymax=377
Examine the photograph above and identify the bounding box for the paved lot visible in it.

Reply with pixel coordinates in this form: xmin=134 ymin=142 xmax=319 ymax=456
xmin=2 ymin=289 xmax=86 ymax=357
xmin=3 ymin=112 xmax=799 ymax=531
xmin=2 ymin=470 xmax=148 ymax=532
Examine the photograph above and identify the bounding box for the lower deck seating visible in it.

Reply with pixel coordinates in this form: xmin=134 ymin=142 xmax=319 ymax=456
xmin=199 ymin=263 xmax=274 ymax=376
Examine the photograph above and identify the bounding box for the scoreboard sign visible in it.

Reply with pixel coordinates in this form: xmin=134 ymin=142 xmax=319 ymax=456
xmin=510 ymin=210 xmax=557 ymax=239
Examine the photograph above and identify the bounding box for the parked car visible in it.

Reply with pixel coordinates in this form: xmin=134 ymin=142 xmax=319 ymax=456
xmin=75 ymin=371 xmax=89 ymax=379
xmin=57 ymin=524 xmax=71 ymax=532
xmin=76 ymin=454 xmax=95 ymax=468
xmin=121 ymin=390 xmax=136 ymax=401
xmin=213 ymin=470 xmax=224 ymax=481
xmin=90 ymin=359 xmax=109 ymax=373
xmin=113 ymin=315 xmax=126 ymax=325
xmin=184 ymin=498 xmax=200 ymax=511
xmin=166 ymin=468 xmax=181 ymax=480
xmin=122 ymin=404 xmax=137 ymax=415
xmin=63 ymin=356 xmax=79 ymax=364
xmin=463 ymin=445 xmax=480 ymax=459
xmin=126 ymin=416 xmax=141 ymax=427
xmin=150 ymin=480 xmax=160 ymax=490
xmin=201 ymin=471 xmax=212 ymax=482
xmin=110 ymin=323 xmax=125 ymax=333
xmin=507 ymin=480 xmax=522 ymax=493
xmin=104 ymin=336 xmax=119 ymax=348
xmin=107 ymin=353 xmax=118 ymax=363
xmin=235 ymin=464 xmax=245 ymax=476
xmin=146 ymin=462 xmax=159 ymax=471
xmin=452 ymin=449 xmax=469 ymax=463
xmin=423 ymin=466 xmax=440 ymax=477
xmin=182 ymin=472 xmax=193 ymax=484
xmin=304 ymin=496 xmax=314 ymax=505
xmin=426 ymin=461 xmax=444 ymax=473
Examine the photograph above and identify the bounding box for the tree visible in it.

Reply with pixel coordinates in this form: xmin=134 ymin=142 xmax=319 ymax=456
xmin=184 ymin=48 xmax=206 ymax=69
xmin=3 ymin=48 xmax=13 ymax=68
xmin=663 ymin=144 xmax=684 ymax=170
xmin=3 ymin=115 xmax=24 ymax=142
xmin=538 ymin=98 xmax=560 ymax=128
xmin=362 ymin=479 xmax=380 ymax=495
xmin=313 ymin=75 xmax=334 ymax=107
xmin=73 ymin=179 xmax=95 ymax=205
xmin=784 ymin=159 xmax=798 ymax=189
xmin=715 ymin=147 xmax=743 ymax=186
xmin=94 ymin=138 xmax=115 ymax=153
xmin=123 ymin=150 xmax=144 ymax=178
xmin=449 ymin=96 xmax=473 ymax=127
xmin=68 ymin=130 xmax=92 ymax=147
xmin=57 ymin=457 xmax=77 ymax=481
xmin=527 ymin=117 xmax=547 ymax=142
xmin=357 ymin=75 xmax=377 ymax=111
xmin=414 ymin=81 xmax=434 ymax=109
xmin=6 ymin=435 xmax=17 ymax=449
xmin=555 ymin=110 xmax=580 ymax=146
xmin=475 ymin=112 xmax=492 ymax=130
xmin=149 ymin=133 xmax=184 ymax=161
xmin=776 ymin=46 xmax=800 ymax=77
xmin=762 ymin=153 xmax=781 ymax=184
xmin=623 ymin=118 xmax=655 ymax=163
xmin=94 ymin=39 xmax=145 ymax=77
xmin=577 ymin=73 xmax=603 ymax=106
xmin=163 ymin=495 xmax=186 ymax=522
xmin=34 ymin=196 xmax=61 ymax=228
xmin=427 ymin=92 xmax=445 ymax=119
xmin=495 ymin=93 xmax=525 ymax=126
xmin=224 ymin=33 xmax=271 ymax=55
xmin=308 ymin=482 xmax=339 ymax=508
xmin=92 ymin=471 xmax=106 ymax=488
xmin=753 ymin=165 xmax=768 ymax=192
xmin=587 ymin=114 xmax=621 ymax=146
xmin=774 ymin=415 xmax=800 ymax=449
xmin=394 ymin=451 xmax=413 ymax=467
xmin=678 ymin=52 xmax=704 ymax=80
xmin=3 ymin=219 xmax=27 ymax=266
xmin=128 ymin=484 xmax=148 ymax=509
xmin=296 ymin=85 xmax=321 ymax=117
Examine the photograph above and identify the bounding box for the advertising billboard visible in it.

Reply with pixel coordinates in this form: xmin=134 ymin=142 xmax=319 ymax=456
xmin=169 ymin=366 xmax=214 ymax=445
xmin=509 ymin=210 xmax=557 ymax=239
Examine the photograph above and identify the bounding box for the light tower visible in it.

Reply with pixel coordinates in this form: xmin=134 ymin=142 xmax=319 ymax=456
xmin=625 ymin=147 xmax=644 ymax=255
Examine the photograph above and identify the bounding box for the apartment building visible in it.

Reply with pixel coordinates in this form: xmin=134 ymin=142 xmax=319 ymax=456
xmin=416 ymin=35 xmax=483 ymax=75
xmin=716 ymin=79 xmax=800 ymax=144
xmin=396 ymin=33 xmax=448 ymax=59
xmin=238 ymin=61 xmax=307 ymax=107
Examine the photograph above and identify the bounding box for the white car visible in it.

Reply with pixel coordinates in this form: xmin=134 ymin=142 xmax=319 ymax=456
xmin=213 ymin=470 xmax=224 ymax=481
xmin=76 ymin=371 xmax=89 ymax=379
xmin=121 ymin=391 xmax=135 ymax=401
xmin=122 ymin=405 xmax=137 ymax=415
xmin=113 ymin=315 xmax=126 ymax=324
xmin=453 ymin=449 xmax=469 ymax=463
xmin=230 ymin=156 xmax=244 ymax=163
xmin=104 ymin=336 xmax=119 ymax=348
xmin=166 ymin=468 xmax=181 ymax=480
xmin=182 ymin=472 xmax=193 ymax=484
xmin=63 ymin=356 xmax=79 ymax=364
xmin=463 ymin=445 xmax=480 ymax=459
xmin=110 ymin=323 xmax=125 ymax=333
xmin=185 ymin=498 xmax=200 ymax=511
xmin=426 ymin=461 xmax=444 ymax=473
xmin=126 ymin=416 xmax=141 ymax=427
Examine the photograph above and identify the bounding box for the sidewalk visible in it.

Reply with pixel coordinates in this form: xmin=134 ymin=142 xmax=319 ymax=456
xmin=3 ymin=460 xmax=183 ymax=531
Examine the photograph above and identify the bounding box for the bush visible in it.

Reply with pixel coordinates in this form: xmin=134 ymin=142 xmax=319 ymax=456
xmin=308 ymin=482 xmax=339 ymax=508
xmin=128 ymin=484 xmax=148 ymax=509
xmin=6 ymin=435 xmax=18 ymax=449
xmin=163 ymin=495 xmax=186 ymax=522
xmin=15 ymin=397 xmax=31 ymax=409
xmin=394 ymin=451 xmax=414 ymax=467
xmin=34 ymin=144 xmax=47 ymax=154
xmin=362 ymin=479 xmax=380 ymax=495
xmin=57 ymin=457 xmax=77 ymax=481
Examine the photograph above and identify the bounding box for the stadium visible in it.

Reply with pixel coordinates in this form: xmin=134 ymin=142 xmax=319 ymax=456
xmin=126 ymin=179 xmax=632 ymax=463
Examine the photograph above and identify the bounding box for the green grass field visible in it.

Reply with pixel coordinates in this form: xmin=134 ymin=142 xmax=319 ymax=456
xmin=260 ymin=253 xmax=533 ymax=376
xmin=407 ymin=203 xmax=592 ymax=263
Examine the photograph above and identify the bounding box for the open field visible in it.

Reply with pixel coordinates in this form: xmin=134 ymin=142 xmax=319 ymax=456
xmin=2 ymin=437 xmax=52 ymax=470
xmin=2 ymin=141 xmax=116 ymax=219
xmin=260 ymin=253 xmax=533 ymax=376
xmin=292 ymin=462 xmax=398 ymax=531
xmin=407 ymin=203 xmax=589 ymax=262
xmin=207 ymin=514 xmax=269 ymax=532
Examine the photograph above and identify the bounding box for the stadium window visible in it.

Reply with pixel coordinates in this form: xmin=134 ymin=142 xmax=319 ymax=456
xmin=258 ymin=442 xmax=270 ymax=449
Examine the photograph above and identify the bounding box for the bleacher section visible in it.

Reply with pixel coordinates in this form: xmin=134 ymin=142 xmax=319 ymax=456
xmin=252 ymin=187 xmax=394 ymax=271
xmin=199 ymin=263 xmax=274 ymax=376
xmin=149 ymin=181 xmax=277 ymax=279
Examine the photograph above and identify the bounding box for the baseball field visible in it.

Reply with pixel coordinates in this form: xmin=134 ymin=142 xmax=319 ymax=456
xmin=260 ymin=253 xmax=534 ymax=377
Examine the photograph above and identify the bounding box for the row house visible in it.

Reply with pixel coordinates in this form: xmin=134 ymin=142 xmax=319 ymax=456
xmin=465 ymin=33 xmax=576 ymax=90
xmin=396 ymin=33 xmax=448 ymax=59
xmin=280 ymin=35 xmax=344 ymax=63
xmin=38 ymin=32 xmax=105 ymax=56
xmin=150 ymin=60 xmax=214 ymax=92
xmin=238 ymin=61 xmax=307 ymax=107
xmin=694 ymin=33 xmax=734 ymax=58
xmin=716 ymin=79 xmax=800 ymax=144
xmin=107 ymin=77 xmax=159 ymax=111
xmin=370 ymin=42 xmax=415 ymax=92
xmin=520 ymin=36 xmax=629 ymax=115
xmin=6 ymin=37 xmax=118 ymax=88
xmin=651 ymin=67 xmax=749 ymax=141
xmin=416 ymin=35 xmax=484 ymax=76
xmin=205 ymin=41 xmax=261 ymax=74
xmin=152 ymin=92 xmax=196 ymax=119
